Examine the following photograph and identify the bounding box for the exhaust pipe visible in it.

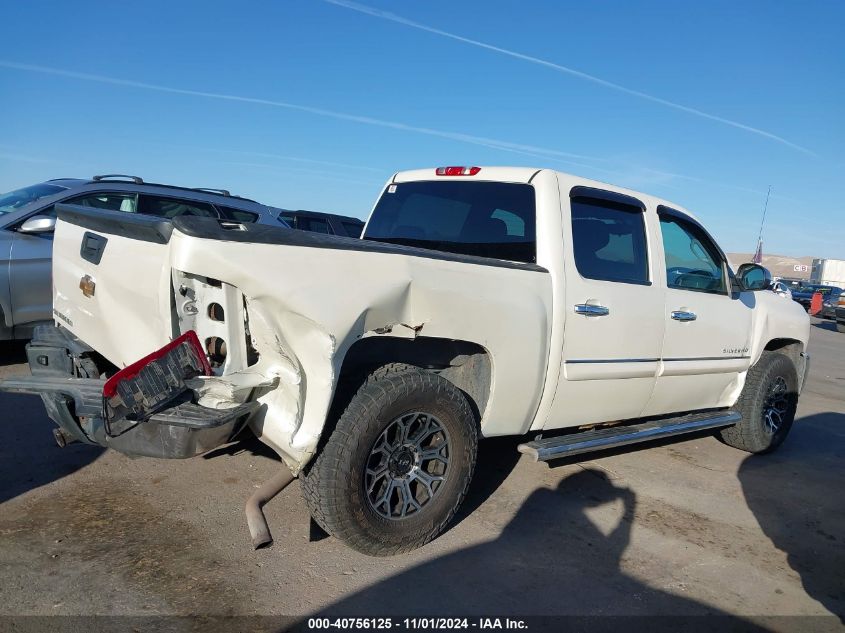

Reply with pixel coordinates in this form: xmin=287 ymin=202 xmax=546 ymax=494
xmin=245 ymin=467 xmax=295 ymax=549
xmin=53 ymin=427 xmax=77 ymax=448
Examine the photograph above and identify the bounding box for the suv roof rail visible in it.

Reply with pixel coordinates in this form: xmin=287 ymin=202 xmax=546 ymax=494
xmin=92 ymin=174 xmax=144 ymax=184
xmin=192 ymin=187 xmax=231 ymax=197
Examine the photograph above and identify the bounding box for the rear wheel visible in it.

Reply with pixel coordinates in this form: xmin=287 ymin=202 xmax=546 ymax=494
xmin=837 ymin=321 xmax=845 ymax=334
xmin=720 ymin=351 xmax=798 ymax=454
xmin=301 ymin=367 xmax=478 ymax=556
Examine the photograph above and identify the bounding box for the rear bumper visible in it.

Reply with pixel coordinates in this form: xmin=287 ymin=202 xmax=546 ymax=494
xmin=1 ymin=325 xmax=256 ymax=459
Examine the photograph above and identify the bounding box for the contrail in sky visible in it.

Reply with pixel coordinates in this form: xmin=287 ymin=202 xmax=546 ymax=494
xmin=324 ymin=0 xmax=815 ymax=156
xmin=0 ymin=60 xmax=604 ymax=164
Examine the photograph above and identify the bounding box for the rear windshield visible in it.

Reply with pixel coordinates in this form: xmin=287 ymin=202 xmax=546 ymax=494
xmin=363 ymin=181 xmax=536 ymax=263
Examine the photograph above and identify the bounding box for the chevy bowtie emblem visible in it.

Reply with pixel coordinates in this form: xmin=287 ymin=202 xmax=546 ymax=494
xmin=79 ymin=275 xmax=96 ymax=298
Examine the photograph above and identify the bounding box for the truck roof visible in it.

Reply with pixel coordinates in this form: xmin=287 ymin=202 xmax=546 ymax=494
xmin=391 ymin=166 xmax=702 ymax=225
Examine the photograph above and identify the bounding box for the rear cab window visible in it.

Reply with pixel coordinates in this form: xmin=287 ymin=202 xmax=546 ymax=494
xmin=363 ymin=181 xmax=537 ymax=264
xmin=570 ymin=193 xmax=649 ymax=284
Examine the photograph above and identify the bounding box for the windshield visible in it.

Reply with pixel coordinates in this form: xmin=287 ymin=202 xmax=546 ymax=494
xmin=364 ymin=180 xmax=537 ymax=263
xmin=0 ymin=183 xmax=65 ymax=214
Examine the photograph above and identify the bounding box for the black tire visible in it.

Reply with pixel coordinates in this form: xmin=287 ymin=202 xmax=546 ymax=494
xmin=719 ymin=351 xmax=798 ymax=454
xmin=837 ymin=322 xmax=845 ymax=334
xmin=301 ymin=367 xmax=478 ymax=556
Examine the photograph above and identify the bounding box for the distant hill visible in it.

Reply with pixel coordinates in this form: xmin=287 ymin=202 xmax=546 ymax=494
xmin=727 ymin=253 xmax=815 ymax=280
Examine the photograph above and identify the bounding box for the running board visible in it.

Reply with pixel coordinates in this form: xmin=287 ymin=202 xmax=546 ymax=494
xmin=517 ymin=411 xmax=740 ymax=462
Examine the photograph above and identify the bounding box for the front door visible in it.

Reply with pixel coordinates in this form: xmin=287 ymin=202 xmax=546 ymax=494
xmin=546 ymin=187 xmax=665 ymax=430
xmin=643 ymin=207 xmax=753 ymax=416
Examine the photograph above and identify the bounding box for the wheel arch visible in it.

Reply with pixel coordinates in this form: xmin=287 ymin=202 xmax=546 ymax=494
xmin=333 ymin=335 xmax=493 ymax=425
xmin=762 ymin=337 xmax=808 ymax=393
xmin=763 ymin=337 xmax=803 ymax=365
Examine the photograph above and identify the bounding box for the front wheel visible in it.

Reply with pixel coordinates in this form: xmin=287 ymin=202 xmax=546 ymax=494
xmin=301 ymin=367 xmax=478 ymax=556
xmin=719 ymin=351 xmax=798 ymax=454
xmin=837 ymin=321 xmax=845 ymax=334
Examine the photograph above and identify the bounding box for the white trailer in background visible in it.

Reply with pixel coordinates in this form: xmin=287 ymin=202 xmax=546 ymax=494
xmin=811 ymin=258 xmax=845 ymax=288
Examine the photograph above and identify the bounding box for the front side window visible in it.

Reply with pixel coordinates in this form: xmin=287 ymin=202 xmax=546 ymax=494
xmin=660 ymin=215 xmax=726 ymax=294
xmin=68 ymin=192 xmax=138 ymax=213
xmin=364 ymin=181 xmax=536 ymax=263
xmin=570 ymin=197 xmax=649 ymax=284
xmin=138 ymin=195 xmax=218 ymax=218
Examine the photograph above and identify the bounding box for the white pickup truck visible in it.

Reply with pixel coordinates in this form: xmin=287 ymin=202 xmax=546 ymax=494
xmin=3 ymin=166 xmax=810 ymax=555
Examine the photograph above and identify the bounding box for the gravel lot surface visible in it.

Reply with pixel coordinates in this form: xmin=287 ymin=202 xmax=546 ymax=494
xmin=1 ymin=318 xmax=842 ymax=630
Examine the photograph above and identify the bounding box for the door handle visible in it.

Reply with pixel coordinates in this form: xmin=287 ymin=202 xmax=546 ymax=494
xmin=575 ymin=304 xmax=610 ymax=317
xmin=671 ymin=310 xmax=697 ymax=322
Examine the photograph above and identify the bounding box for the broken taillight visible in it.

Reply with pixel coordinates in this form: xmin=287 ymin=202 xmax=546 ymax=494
xmin=435 ymin=166 xmax=481 ymax=176
xmin=103 ymin=331 xmax=211 ymax=433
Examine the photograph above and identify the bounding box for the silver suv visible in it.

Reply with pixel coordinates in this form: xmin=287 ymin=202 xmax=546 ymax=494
xmin=0 ymin=175 xmax=288 ymax=340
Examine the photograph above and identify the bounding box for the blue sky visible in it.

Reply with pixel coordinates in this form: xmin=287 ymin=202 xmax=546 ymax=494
xmin=1 ymin=0 xmax=843 ymax=257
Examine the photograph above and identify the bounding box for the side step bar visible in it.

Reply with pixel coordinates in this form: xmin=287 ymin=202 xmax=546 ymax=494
xmin=517 ymin=411 xmax=741 ymax=462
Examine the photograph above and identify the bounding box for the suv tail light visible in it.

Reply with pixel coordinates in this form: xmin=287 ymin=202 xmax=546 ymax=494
xmin=436 ymin=166 xmax=481 ymax=176
xmin=103 ymin=330 xmax=211 ymax=434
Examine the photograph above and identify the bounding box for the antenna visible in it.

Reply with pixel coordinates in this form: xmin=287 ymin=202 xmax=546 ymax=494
xmin=756 ymin=185 xmax=771 ymax=245
xmin=753 ymin=185 xmax=771 ymax=264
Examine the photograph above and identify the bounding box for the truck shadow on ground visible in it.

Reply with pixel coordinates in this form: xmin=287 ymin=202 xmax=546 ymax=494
xmin=307 ymin=467 xmax=763 ymax=626
xmin=0 ymin=392 xmax=105 ymax=504
xmin=0 ymin=341 xmax=28 ymax=366
xmin=0 ymin=342 xmax=105 ymax=504
xmin=738 ymin=411 xmax=845 ymax=621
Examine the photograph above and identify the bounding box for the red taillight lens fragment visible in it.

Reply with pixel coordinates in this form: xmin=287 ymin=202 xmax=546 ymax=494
xmin=103 ymin=331 xmax=212 ymax=429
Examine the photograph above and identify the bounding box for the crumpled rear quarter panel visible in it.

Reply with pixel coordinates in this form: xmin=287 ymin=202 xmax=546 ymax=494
xmin=169 ymin=231 xmax=553 ymax=471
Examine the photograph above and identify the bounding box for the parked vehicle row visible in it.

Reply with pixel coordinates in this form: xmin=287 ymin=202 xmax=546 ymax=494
xmin=0 ymin=175 xmax=363 ymax=340
xmin=1 ymin=165 xmax=811 ymax=556
xmin=791 ymin=283 xmax=843 ymax=318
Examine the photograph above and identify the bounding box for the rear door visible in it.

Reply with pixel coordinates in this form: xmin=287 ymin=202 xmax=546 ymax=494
xmin=546 ymin=187 xmax=665 ymax=429
xmin=643 ymin=207 xmax=753 ymax=416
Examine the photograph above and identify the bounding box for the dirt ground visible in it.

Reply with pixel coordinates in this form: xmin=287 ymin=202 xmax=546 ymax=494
xmin=0 ymin=319 xmax=842 ymax=631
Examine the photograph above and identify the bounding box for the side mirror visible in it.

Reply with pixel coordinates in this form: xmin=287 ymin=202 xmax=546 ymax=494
xmin=19 ymin=215 xmax=56 ymax=234
xmin=737 ymin=263 xmax=772 ymax=291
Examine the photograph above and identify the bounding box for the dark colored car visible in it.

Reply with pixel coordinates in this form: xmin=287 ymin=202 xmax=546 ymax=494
xmin=791 ymin=284 xmax=842 ymax=317
xmin=0 ymin=175 xmax=292 ymax=340
xmin=277 ymin=209 xmax=365 ymax=238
